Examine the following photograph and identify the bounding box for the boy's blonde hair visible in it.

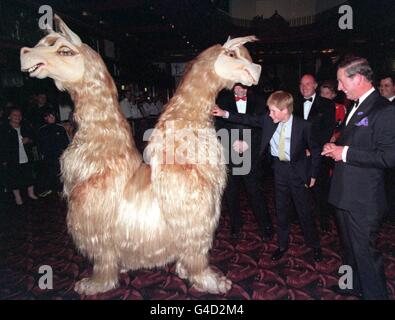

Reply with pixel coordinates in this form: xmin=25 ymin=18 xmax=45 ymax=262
xmin=267 ymin=90 xmax=294 ymax=113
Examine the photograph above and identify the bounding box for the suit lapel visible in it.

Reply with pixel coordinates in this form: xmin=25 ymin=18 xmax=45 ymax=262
xmin=264 ymin=117 xmax=277 ymax=148
xmin=307 ymin=96 xmax=319 ymax=121
xmin=246 ymin=95 xmax=254 ymax=114
xmin=232 ymin=96 xmax=238 ymax=113
xmin=347 ymin=91 xmax=377 ymax=126
xmin=295 ymin=98 xmax=304 ymax=118
xmin=245 ymin=93 xmax=253 ymax=114
xmin=290 ymin=116 xmax=299 ymax=159
xmin=342 ymin=91 xmax=378 ymax=139
xmin=221 ymin=95 xmax=235 ymax=113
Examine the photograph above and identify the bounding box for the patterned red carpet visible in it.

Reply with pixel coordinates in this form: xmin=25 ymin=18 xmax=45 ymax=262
xmin=1 ymin=178 xmax=394 ymax=300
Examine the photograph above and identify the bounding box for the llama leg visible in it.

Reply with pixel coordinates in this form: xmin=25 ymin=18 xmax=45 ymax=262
xmin=74 ymin=253 xmax=119 ymax=295
xmin=178 ymin=252 xmax=232 ymax=294
xmin=175 ymin=261 xmax=188 ymax=279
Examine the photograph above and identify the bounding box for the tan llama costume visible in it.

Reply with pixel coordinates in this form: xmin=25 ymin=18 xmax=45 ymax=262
xmin=20 ymin=15 xmax=261 ymax=295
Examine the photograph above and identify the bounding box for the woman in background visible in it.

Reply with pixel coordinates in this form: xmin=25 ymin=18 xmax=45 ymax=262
xmin=1 ymin=107 xmax=37 ymax=205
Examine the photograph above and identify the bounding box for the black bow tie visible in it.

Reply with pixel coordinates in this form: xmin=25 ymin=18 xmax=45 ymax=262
xmin=303 ymin=97 xmax=313 ymax=103
xmin=353 ymin=99 xmax=359 ymax=108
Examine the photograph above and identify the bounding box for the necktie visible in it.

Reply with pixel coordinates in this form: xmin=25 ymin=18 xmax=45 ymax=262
xmin=278 ymin=122 xmax=287 ymax=161
xmin=235 ymin=96 xmax=247 ymax=102
xmin=345 ymin=99 xmax=359 ymax=126
xmin=137 ymin=104 xmax=146 ymax=117
xmin=303 ymin=97 xmax=313 ymax=103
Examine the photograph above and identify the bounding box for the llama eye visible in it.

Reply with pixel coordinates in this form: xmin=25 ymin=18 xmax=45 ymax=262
xmin=58 ymin=46 xmax=75 ymax=56
xmin=227 ymin=51 xmax=236 ymax=58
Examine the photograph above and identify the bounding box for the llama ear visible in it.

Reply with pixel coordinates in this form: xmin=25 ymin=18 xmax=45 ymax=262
xmin=222 ymin=35 xmax=258 ymax=50
xmin=54 ymin=14 xmax=82 ymax=46
xmin=43 ymin=22 xmax=55 ymax=35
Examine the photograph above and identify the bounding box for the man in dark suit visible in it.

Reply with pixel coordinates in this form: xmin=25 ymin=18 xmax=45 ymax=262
xmin=213 ymin=91 xmax=323 ymax=262
xmin=322 ymin=57 xmax=395 ymax=299
xmin=294 ymin=74 xmax=336 ymax=231
xmin=379 ymin=74 xmax=395 ymax=224
xmin=215 ymin=84 xmax=273 ymax=240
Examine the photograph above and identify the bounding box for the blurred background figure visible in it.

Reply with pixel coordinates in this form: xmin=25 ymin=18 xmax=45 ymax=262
xmin=379 ymin=74 xmax=395 ymax=224
xmin=57 ymin=93 xmax=75 ymax=140
xmin=0 ymin=107 xmax=37 ymax=205
xmin=295 ymin=74 xmax=336 ymax=232
xmin=379 ymin=74 xmax=395 ymax=102
xmin=37 ymin=109 xmax=70 ymax=197
xmin=25 ymin=92 xmax=54 ymax=133
xmin=319 ymin=80 xmax=347 ymax=142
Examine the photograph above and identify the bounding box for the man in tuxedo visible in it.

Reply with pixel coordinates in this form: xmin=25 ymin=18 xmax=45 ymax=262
xmin=215 ymin=84 xmax=273 ymax=240
xmin=213 ymin=91 xmax=323 ymax=262
xmin=379 ymin=74 xmax=395 ymax=102
xmin=322 ymin=57 xmax=395 ymax=299
xmin=295 ymin=74 xmax=336 ymax=231
xmin=379 ymin=74 xmax=395 ymax=224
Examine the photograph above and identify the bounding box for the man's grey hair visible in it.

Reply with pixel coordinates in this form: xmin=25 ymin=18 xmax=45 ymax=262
xmin=338 ymin=56 xmax=374 ymax=83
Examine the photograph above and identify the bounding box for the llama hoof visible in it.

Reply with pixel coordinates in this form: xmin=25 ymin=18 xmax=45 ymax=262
xmin=175 ymin=262 xmax=188 ymax=279
xmin=74 ymin=278 xmax=117 ymax=295
xmin=192 ymin=270 xmax=232 ymax=294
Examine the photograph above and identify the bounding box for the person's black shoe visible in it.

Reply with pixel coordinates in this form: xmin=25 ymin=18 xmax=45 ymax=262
xmin=329 ymin=285 xmax=363 ymax=298
xmin=271 ymin=248 xmax=287 ymax=261
xmin=313 ymin=248 xmax=323 ymax=262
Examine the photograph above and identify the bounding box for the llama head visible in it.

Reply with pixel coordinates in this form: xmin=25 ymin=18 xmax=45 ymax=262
xmin=20 ymin=15 xmax=85 ymax=89
xmin=214 ymin=35 xmax=261 ymax=86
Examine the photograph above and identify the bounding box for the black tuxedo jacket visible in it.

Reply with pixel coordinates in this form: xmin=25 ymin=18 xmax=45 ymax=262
xmin=294 ymin=95 xmax=336 ymax=147
xmin=0 ymin=122 xmax=35 ymax=165
xmin=328 ymin=90 xmax=395 ymax=213
xmin=215 ymin=90 xmax=266 ymax=168
xmin=226 ymin=112 xmax=321 ymax=184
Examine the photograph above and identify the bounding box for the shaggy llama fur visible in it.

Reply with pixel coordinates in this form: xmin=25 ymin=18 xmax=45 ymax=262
xmin=20 ymin=16 xmax=261 ymax=295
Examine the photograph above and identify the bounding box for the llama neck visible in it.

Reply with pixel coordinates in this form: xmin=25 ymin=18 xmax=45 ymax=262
xmin=174 ymin=68 xmax=224 ymax=116
xmin=70 ymin=78 xmax=119 ymax=126
xmin=66 ymin=68 xmax=141 ymax=164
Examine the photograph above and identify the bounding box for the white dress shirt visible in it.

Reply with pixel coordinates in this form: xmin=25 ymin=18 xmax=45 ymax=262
xmin=270 ymin=115 xmax=293 ymax=161
xmin=342 ymin=87 xmax=375 ymax=162
xmin=15 ymin=127 xmax=28 ymax=164
xmin=235 ymin=96 xmax=247 ymax=114
xmin=303 ymin=93 xmax=316 ymax=120
xmin=59 ymin=104 xmax=72 ymax=122
xmin=345 ymin=87 xmax=375 ymax=126
xmin=119 ymin=98 xmax=133 ymax=119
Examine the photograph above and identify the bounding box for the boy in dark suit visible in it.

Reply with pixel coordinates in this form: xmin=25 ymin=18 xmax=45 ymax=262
xmin=213 ymin=90 xmax=322 ymax=262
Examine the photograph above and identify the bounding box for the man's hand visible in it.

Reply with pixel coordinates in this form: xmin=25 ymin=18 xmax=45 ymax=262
xmin=233 ymin=140 xmax=249 ymax=153
xmin=321 ymin=142 xmax=344 ymax=161
xmin=22 ymin=137 xmax=32 ymax=145
xmin=212 ymin=106 xmax=226 ymax=117
xmin=309 ymin=177 xmax=316 ymax=188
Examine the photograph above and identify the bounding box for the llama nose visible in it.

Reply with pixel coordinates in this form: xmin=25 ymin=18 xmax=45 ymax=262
xmin=20 ymin=47 xmax=31 ymax=55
